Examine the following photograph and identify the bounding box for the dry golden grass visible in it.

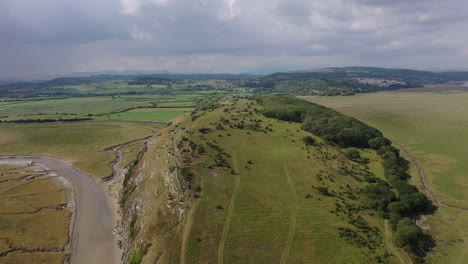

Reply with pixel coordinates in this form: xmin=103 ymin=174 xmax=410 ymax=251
xmin=120 ymin=141 xmax=144 ymax=169
xmin=0 ymin=165 xmax=16 ymax=171
xmin=0 ymin=251 xmax=66 ymax=264
xmin=0 ymin=238 xmax=10 ymax=254
xmin=0 ymin=165 xmax=70 ymax=263
xmin=0 ymin=172 xmax=36 ymax=182
xmin=0 ymin=208 xmax=70 ymax=249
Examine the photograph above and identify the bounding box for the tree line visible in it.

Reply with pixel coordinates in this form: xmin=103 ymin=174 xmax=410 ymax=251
xmin=256 ymin=96 xmax=435 ymax=262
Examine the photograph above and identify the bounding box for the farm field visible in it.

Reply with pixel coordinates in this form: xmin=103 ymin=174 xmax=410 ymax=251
xmin=0 ymin=91 xmax=224 ymax=121
xmin=0 ymin=161 xmax=70 ymax=264
xmin=95 ymin=107 xmax=193 ymax=121
xmin=0 ymin=97 xmax=146 ymax=121
xmin=305 ymin=83 xmax=468 ymax=263
xmin=6 ymin=79 xmax=250 ymax=97
xmin=0 ymin=121 xmax=165 ymax=178
xmin=52 ymin=80 xmax=169 ymax=95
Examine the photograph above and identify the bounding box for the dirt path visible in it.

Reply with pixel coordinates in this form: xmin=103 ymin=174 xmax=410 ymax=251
xmin=0 ymin=156 xmax=120 ymax=264
xmin=384 ymin=220 xmax=411 ymax=264
xmin=103 ymin=136 xmax=151 ymax=181
xmin=389 ymin=137 xmax=468 ymax=210
xmin=280 ymin=162 xmax=298 ymax=264
xmin=218 ymin=153 xmax=241 ymax=264
xmin=180 ymin=186 xmax=199 ymax=264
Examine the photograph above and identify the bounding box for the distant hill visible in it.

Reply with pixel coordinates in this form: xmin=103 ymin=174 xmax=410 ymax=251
xmin=0 ymin=73 xmax=256 ymax=97
xmin=438 ymin=71 xmax=468 ymax=81
xmin=69 ymin=69 xmax=170 ymax=77
xmin=2 ymin=67 xmax=468 ymax=98
xmin=243 ymin=67 xmax=468 ymax=96
xmin=133 ymin=73 xmax=255 ymax=80
xmin=268 ymin=67 xmax=448 ymax=82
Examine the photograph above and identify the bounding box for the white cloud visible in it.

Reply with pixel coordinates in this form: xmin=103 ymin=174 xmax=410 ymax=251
xmin=120 ymin=0 xmax=169 ymax=15
xmin=220 ymin=0 xmax=240 ymax=20
xmin=129 ymin=25 xmax=154 ymax=40
xmin=120 ymin=0 xmax=142 ymax=15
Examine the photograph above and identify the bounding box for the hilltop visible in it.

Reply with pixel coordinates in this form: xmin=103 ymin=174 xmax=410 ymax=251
xmin=119 ymin=96 xmax=435 ymax=263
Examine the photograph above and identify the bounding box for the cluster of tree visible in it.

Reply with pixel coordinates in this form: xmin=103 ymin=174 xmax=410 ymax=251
xmin=195 ymin=99 xmax=222 ymax=111
xmin=269 ymin=78 xmax=422 ymax=96
xmin=256 ymin=96 xmax=436 ymax=261
xmin=127 ymin=77 xmax=173 ymax=85
xmin=343 ymin=149 xmax=369 ymax=164
xmin=365 ymin=139 xmax=435 ymax=261
xmin=257 ymin=96 xmax=382 ymax=148
xmin=0 ymin=117 xmax=91 ymax=123
xmin=248 ymin=76 xmax=423 ymax=96
xmin=262 ymin=67 xmax=451 ymax=83
xmin=302 ymin=136 xmax=315 ymax=146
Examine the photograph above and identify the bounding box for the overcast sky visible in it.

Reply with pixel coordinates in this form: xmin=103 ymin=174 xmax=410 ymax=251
xmin=1 ymin=0 xmax=468 ymax=80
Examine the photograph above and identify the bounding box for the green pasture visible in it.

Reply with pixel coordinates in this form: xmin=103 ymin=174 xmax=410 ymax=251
xmin=304 ymin=83 xmax=468 ymax=263
xmin=0 ymin=91 xmax=213 ymax=121
xmin=0 ymin=97 xmax=149 ymax=120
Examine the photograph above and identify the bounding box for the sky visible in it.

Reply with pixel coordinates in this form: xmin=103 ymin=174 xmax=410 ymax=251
xmin=1 ymin=0 xmax=468 ymax=80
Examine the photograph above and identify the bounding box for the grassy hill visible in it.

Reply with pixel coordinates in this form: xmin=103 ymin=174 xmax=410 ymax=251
xmin=120 ymin=97 xmax=434 ymax=263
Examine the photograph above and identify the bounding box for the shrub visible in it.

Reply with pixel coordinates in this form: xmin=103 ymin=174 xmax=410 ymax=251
xmin=303 ymin=136 xmax=315 ymax=146
xmin=181 ymin=167 xmax=194 ymax=182
xmin=317 ymin=186 xmax=333 ymax=196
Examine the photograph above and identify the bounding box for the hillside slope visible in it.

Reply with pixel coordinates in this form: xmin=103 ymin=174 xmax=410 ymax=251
xmin=120 ymin=97 xmax=433 ymax=263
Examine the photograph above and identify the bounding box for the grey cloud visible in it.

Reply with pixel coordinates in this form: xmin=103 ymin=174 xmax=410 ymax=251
xmin=0 ymin=0 xmax=129 ymax=44
xmin=1 ymin=0 xmax=468 ymax=79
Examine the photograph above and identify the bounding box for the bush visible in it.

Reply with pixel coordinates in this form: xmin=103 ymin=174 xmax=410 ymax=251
xmin=129 ymin=216 xmax=140 ymax=240
xmin=303 ymin=136 xmax=315 ymax=146
xmin=129 ymin=244 xmax=152 ymax=264
xmin=368 ymin=137 xmax=391 ymax=150
xmin=395 ymin=218 xmax=424 ymax=248
xmin=344 ymin=149 xmax=369 ymax=164
xmin=317 ymin=186 xmax=333 ymax=196
xmin=181 ymin=167 xmax=194 ymax=182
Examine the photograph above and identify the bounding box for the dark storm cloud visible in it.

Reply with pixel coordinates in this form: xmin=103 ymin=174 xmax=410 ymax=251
xmin=1 ymin=0 xmax=468 ymax=79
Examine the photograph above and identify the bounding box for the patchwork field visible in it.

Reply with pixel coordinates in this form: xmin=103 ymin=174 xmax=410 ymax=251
xmin=305 ymin=82 xmax=468 ymax=263
xmin=0 ymin=161 xmax=70 ymax=264
xmin=0 ymin=97 xmax=145 ymax=121
xmin=0 ymin=91 xmax=220 ymax=121
xmin=0 ymin=121 xmax=165 ymax=178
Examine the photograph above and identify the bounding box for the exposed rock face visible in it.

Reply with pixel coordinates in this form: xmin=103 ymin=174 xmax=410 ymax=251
xmin=121 ymin=132 xmax=193 ymax=264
